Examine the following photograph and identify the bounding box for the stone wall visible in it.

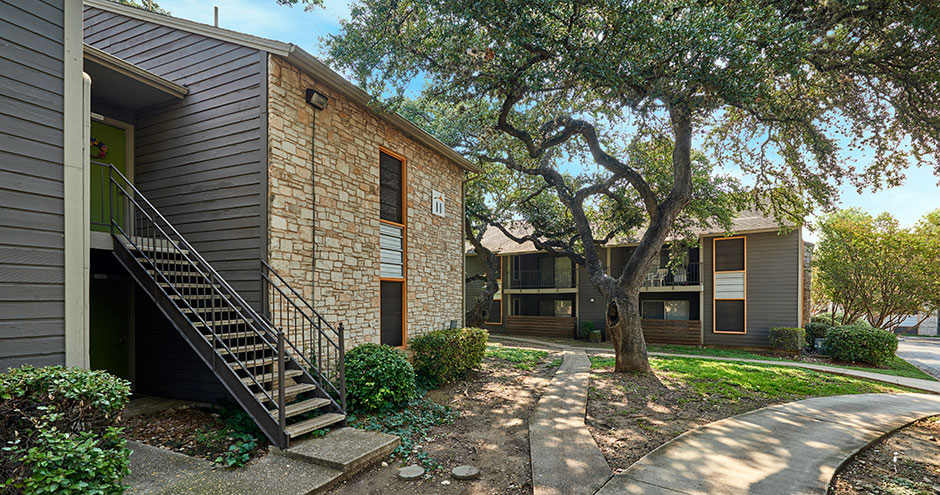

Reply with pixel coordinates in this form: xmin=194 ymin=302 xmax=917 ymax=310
xmin=266 ymin=55 xmax=465 ymax=348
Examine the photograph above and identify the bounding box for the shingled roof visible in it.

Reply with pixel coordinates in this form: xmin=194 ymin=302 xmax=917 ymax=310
xmin=466 ymin=212 xmax=792 ymax=255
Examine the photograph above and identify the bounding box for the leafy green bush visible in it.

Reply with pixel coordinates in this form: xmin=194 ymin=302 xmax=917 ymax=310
xmin=410 ymin=327 xmax=488 ymax=388
xmin=825 ymin=323 xmax=898 ymax=365
xmin=804 ymin=322 xmax=832 ymax=348
xmin=578 ymin=321 xmax=596 ymax=339
xmin=769 ymin=327 xmax=805 ymax=352
xmin=345 ymin=343 xmax=416 ymax=412
xmin=1 ymin=365 xmax=131 ymax=494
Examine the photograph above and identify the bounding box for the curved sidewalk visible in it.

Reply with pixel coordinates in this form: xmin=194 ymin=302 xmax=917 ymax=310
xmin=596 ymin=393 xmax=940 ymax=495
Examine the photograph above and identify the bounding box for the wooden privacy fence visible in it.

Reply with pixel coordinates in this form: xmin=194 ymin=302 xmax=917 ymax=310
xmin=502 ymin=316 xmax=577 ymax=338
xmin=497 ymin=316 xmax=701 ymax=345
xmin=642 ymin=319 xmax=702 ymax=346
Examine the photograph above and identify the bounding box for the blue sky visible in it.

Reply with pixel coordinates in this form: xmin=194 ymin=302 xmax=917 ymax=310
xmin=156 ymin=0 xmax=939 ymax=240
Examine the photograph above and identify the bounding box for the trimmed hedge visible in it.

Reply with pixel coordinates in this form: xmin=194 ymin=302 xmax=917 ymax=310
xmin=410 ymin=327 xmax=488 ymax=388
xmin=1 ymin=365 xmax=131 ymax=494
xmin=769 ymin=327 xmax=805 ymax=352
xmin=824 ymin=323 xmax=898 ymax=365
xmin=804 ymin=322 xmax=832 ymax=348
xmin=345 ymin=343 xmax=416 ymax=412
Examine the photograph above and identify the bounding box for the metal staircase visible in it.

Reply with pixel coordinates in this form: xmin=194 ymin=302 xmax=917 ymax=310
xmin=96 ymin=161 xmax=345 ymax=448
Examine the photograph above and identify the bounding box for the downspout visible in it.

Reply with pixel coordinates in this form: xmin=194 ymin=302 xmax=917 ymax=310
xmin=304 ymin=89 xmax=328 ymax=297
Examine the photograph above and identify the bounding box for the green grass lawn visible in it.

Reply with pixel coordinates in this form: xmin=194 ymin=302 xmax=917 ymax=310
xmin=646 ymin=345 xmax=936 ymax=381
xmin=590 ymin=355 xmax=920 ymax=401
xmin=485 ymin=346 xmax=549 ymax=370
xmin=536 ymin=337 xmax=936 ymax=381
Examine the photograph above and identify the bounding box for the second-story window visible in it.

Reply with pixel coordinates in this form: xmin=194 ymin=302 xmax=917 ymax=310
xmin=379 ymin=149 xmax=406 ymax=346
xmin=380 ymin=151 xmax=403 ymax=224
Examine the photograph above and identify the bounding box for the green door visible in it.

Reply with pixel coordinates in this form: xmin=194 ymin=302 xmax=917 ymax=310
xmin=90 ymin=121 xmax=127 ymax=232
xmin=89 ymin=278 xmax=131 ymax=381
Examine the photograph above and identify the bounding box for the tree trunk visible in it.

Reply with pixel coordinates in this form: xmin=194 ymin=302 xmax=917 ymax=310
xmin=606 ymin=287 xmax=651 ymax=373
xmin=466 ymin=279 xmax=499 ymax=327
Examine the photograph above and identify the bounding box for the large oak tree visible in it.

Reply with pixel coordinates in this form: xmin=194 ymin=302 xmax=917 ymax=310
xmin=317 ymin=0 xmax=940 ymax=372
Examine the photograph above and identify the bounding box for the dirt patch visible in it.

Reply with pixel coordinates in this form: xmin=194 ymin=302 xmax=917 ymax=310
xmin=328 ymin=352 xmax=559 ymax=494
xmin=122 ymin=405 xmax=267 ymax=464
xmin=831 ymin=416 xmax=940 ymax=495
xmin=586 ymin=369 xmax=780 ymax=472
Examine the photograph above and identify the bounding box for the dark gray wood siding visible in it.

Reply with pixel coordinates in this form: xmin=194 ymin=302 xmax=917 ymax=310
xmin=83 ymin=7 xmax=266 ymax=307
xmin=0 ymin=0 xmax=67 ymax=369
xmin=703 ymin=231 xmax=801 ymax=348
xmin=577 ymin=254 xmax=606 ymax=332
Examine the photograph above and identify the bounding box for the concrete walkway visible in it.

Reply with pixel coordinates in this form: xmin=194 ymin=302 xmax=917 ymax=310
xmin=596 ymin=393 xmax=940 ymax=495
xmin=490 ymin=335 xmax=940 ymax=394
xmin=530 ymin=349 xmax=611 ymax=495
xmin=897 ymin=337 xmax=940 ymax=380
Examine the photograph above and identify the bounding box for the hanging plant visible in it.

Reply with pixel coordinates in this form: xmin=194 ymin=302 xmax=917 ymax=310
xmin=90 ymin=137 xmax=108 ymax=159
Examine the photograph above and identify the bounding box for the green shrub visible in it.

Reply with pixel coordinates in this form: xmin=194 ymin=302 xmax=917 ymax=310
xmin=769 ymin=327 xmax=805 ymax=352
xmin=811 ymin=312 xmax=843 ymax=325
xmin=345 ymin=343 xmax=416 ymax=412
xmin=825 ymin=323 xmax=898 ymax=365
xmin=410 ymin=327 xmax=488 ymax=388
xmin=1 ymin=365 xmax=131 ymax=494
xmin=804 ymin=322 xmax=832 ymax=348
xmin=578 ymin=321 xmax=596 ymax=339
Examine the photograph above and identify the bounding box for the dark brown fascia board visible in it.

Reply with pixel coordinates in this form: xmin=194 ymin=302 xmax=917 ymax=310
xmin=83 ymin=43 xmax=188 ymax=99
xmin=83 ymin=0 xmax=483 ymax=174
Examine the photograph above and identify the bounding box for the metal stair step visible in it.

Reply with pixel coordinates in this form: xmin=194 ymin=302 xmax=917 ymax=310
xmin=159 ymin=282 xmax=217 ymax=290
xmin=148 ymin=269 xmax=202 ymax=277
xmin=229 ymin=357 xmax=275 ymax=370
xmin=137 ymin=257 xmax=198 ymax=266
xmin=255 ymin=382 xmax=317 ymax=403
xmin=193 ymin=318 xmax=252 ymax=328
xmin=169 ymin=293 xmax=231 ymax=301
xmin=218 ymin=342 xmax=271 ymax=355
xmin=283 ymin=397 xmax=331 ymax=418
xmin=203 ymin=330 xmax=264 ymax=341
xmin=183 ymin=306 xmax=243 ymax=315
xmin=241 ymin=369 xmax=304 ymax=386
xmin=285 ymin=413 xmax=346 ymax=438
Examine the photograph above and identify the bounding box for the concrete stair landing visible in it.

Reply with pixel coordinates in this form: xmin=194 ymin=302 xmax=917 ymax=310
xmin=125 ymin=427 xmax=399 ymax=495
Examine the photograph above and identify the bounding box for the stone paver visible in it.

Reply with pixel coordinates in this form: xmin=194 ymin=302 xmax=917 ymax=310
xmin=397 ymin=465 xmax=425 ymax=480
xmin=451 ymin=465 xmax=480 ymax=480
xmin=490 ymin=335 xmax=940 ymax=393
xmin=596 ymin=393 xmax=940 ymax=495
xmin=897 ymin=337 xmax=940 ymax=380
xmin=530 ymin=349 xmax=611 ymax=495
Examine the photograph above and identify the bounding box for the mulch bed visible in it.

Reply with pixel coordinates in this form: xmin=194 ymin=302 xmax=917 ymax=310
xmin=328 ymin=352 xmax=560 ymax=495
xmin=831 ymin=416 xmax=940 ymax=495
xmin=586 ymin=369 xmax=779 ymax=472
xmin=122 ymin=405 xmax=267 ymax=463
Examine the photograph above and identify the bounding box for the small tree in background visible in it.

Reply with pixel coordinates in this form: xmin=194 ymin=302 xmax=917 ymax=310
xmin=814 ymin=209 xmax=940 ymax=330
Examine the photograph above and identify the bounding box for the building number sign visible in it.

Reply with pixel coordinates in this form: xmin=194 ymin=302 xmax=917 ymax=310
xmin=432 ymin=190 xmax=445 ymax=217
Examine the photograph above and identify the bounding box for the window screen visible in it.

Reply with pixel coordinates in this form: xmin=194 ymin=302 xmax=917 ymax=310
xmin=380 ymin=151 xmax=403 ymax=223
xmin=715 ymin=299 xmax=745 ymax=333
xmin=380 ymin=281 xmax=403 ymax=346
xmin=715 ymin=238 xmax=744 ymax=272
xmin=642 ymin=301 xmax=666 ymax=320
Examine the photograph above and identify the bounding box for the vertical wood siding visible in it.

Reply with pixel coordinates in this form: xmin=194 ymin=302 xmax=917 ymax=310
xmin=0 ymin=0 xmax=67 ymax=368
xmin=703 ymin=231 xmax=801 ymax=347
xmin=83 ymin=7 xmax=265 ymax=306
xmin=578 ymin=254 xmax=606 ymax=331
